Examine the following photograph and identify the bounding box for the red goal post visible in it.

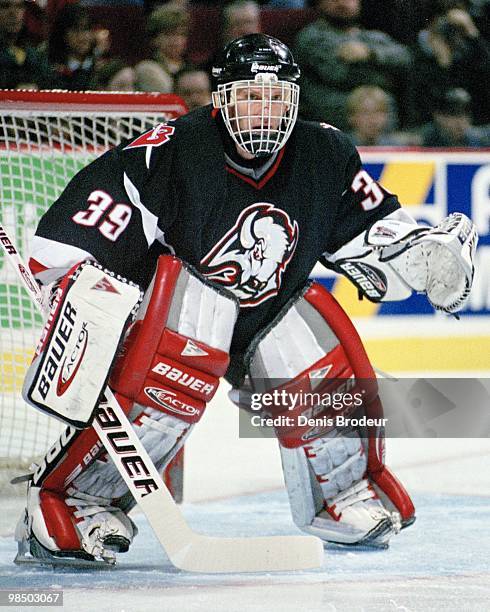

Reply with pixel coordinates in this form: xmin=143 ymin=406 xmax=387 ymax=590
xmin=0 ymin=90 xmax=187 ymax=499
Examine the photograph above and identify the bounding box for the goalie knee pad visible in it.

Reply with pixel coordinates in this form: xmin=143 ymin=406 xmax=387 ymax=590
xmin=110 ymin=255 xmax=238 ymax=424
xmin=236 ymin=281 xmax=415 ymax=546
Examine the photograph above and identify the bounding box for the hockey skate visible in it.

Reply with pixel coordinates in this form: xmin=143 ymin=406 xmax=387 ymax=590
xmin=281 ymin=431 xmax=416 ymax=550
xmin=309 ymin=478 xmax=405 ymax=550
xmin=14 ymin=482 xmax=137 ymax=568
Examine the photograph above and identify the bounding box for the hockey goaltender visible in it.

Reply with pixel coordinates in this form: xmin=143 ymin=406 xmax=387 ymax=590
xmin=14 ymin=34 xmax=477 ymax=566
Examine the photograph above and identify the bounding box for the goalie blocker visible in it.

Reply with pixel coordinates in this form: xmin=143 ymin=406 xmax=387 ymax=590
xmin=22 ymin=261 xmax=143 ymax=428
xmin=16 ymin=256 xmax=238 ymax=564
xmin=232 ymin=282 xmax=415 ymax=547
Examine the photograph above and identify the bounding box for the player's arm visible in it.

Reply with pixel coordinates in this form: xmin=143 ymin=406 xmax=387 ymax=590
xmin=321 ymin=142 xmax=477 ymax=314
xmin=29 ymin=127 xmax=177 ymax=289
xmin=323 ymin=209 xmax=477 ymax=314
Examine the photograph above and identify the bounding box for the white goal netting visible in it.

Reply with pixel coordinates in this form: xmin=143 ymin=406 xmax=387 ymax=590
xmin=0 ymin=90 xmax=186 ymax=492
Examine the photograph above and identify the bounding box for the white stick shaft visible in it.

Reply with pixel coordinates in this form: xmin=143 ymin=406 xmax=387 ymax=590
xmin=95 ymin=389 xmax=324 ymax=572
xmin=0 ymin=222 xmax=45 ymax=311
xmin=1 ymin=225 xmax=323 ymax=572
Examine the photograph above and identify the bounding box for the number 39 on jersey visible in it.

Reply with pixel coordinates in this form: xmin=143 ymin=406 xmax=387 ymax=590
xmin=72 ymin=190 xmax=132 ymax=242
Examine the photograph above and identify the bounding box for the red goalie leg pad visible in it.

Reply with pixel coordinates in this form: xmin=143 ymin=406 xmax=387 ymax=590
xmin=39 ymin=490 xmax=80 ymax=550
xmin=110 ymin=255 xmax=234 ymax=415
xmin=267 ymin=348 xmax=367 ymax=448
xmin=304 ymin=283 xmax=376 ymax=380
xmin=364 ymin=396 xmax=415 ymax=522
xmin=305 ymin=283 xmax=415 ymax=522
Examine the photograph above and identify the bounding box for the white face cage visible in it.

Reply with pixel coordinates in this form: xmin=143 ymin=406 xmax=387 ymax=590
xmin=212 ymin=74 xmax=300 ymax=158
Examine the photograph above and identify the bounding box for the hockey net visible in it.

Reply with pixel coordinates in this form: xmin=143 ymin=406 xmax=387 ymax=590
xmin=0 ymin=90 xmax=187 ymax=494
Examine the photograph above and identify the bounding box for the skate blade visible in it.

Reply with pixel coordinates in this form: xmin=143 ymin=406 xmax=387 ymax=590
xmin=401 ymin=515 xmax=416 ymax=530
xmin=325 ymin=539 xmax=389 ymax=551
xmin=324 ymin=518 xmax=394 ymax=551
xmin=14 ymin=552 xmax=115 ymax=570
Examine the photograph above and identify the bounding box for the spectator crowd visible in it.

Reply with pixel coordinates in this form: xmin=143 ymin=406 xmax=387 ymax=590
xmin=0 ymin=0 xmax=489 ymax=146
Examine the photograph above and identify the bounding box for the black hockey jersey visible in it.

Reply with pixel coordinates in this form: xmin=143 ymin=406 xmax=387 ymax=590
xmin=33 ymin=105 xmax=400 ymax=384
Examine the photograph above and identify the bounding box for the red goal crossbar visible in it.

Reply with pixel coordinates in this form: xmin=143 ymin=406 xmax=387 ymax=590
xmin=0 ymin=89 xmax=187 ymax=116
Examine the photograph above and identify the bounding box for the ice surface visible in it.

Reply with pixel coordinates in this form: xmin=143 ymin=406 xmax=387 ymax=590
xmin=1 ymin=386 xmax=489 ymax=611
xmin=1 ymin=488 xmax=489 ymax=612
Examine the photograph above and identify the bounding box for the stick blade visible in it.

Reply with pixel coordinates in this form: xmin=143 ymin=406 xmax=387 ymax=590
xmin=170 ymin=534 xmax=324 ymax=573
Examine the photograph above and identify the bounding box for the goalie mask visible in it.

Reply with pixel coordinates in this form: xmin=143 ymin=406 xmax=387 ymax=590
xmin=212 ymin=34 xmax=300 ymax=158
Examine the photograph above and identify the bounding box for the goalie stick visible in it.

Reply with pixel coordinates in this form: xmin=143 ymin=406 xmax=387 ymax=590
xmin=0 ymin=222 xmax=323 ymax=573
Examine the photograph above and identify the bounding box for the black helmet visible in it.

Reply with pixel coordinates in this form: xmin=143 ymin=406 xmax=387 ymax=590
xmin=212 ymin=33 xmax=300 ymax=85
xmin=212 ymin=34 xmax=301 ymax=158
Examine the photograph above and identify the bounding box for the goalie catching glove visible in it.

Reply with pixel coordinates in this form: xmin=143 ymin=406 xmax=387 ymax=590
xmin=16 ymin=255 xmax=238 ymax=565
xmin=325 ymin=211 xmax=477 ymax=314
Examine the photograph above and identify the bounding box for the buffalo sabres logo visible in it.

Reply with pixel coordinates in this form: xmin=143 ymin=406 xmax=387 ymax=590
xmin=201 ymin=203 xmax=299 ymax=307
